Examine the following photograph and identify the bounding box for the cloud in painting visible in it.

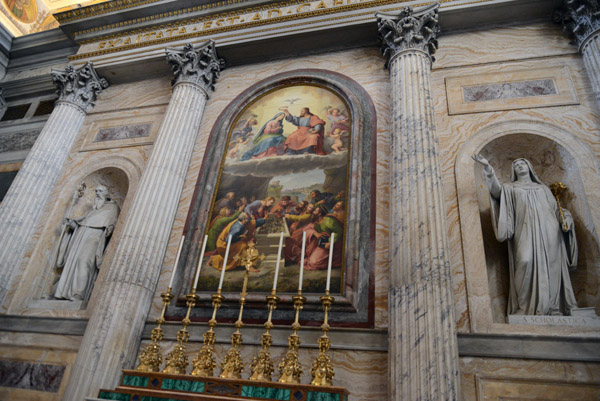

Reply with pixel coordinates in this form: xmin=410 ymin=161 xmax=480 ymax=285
xmin=223 ymin=151 xmax=348 ymax=177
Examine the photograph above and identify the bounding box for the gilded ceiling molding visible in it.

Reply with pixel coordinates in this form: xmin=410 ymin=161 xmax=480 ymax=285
xmin=376 ymin=2 xmax=440 ymax=67
xmin=51 ymin=62 xmax=109 ymax=112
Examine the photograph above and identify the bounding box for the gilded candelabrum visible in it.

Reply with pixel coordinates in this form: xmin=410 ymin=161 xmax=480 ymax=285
xmin=191 ymin=290 xmax=224 ymax=376
xmin=249 ymin=291 xmax=280 ymax=381
xmin=277 ymin=291 xmax=306 ymax=384
xmin=311 ymin=291 xmax=335 ymax=386
xmin=550 ymin=182 xmax=569 ymax=231
xmin=219 ymin=243 xmax=264 ymax=379
xmin=162 ymin=291 xmax=198 ymax=374
xmin=136 ymin=288 xmax=174 ymax=372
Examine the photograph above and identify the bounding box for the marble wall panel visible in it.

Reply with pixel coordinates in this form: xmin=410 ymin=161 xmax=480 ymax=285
xmin=0 ymin=130 xmax=39 ymax=153
xmin=435 ymin=22 xmax=576 ymax=70
xmin=460 ymin=357 xmax=600 ymax=401
xmin=433 ymin=21 xmax=600 ymax=336
xmin=150 ymin=47 xmax=391 ymax=329
xmin=446 ymin=66 xmax=578 ymax=114
xmin=0 ymin=336 xmax=79 ymax=401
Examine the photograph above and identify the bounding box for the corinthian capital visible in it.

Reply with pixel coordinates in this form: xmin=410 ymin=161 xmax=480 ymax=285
xmin=166 ymin=40 xmax=225 ymax=95
xmin=555 ymin=0 xmax=600 ymax=50
xmin=376 ymin=3 xmax=440 ymax=67
xmin=51 ymin=62 xmax=109 ymax=113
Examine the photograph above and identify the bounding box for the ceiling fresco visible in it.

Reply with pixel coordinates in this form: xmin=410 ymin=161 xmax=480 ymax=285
xmin=0 ymin=0 xmax=106 ymax=36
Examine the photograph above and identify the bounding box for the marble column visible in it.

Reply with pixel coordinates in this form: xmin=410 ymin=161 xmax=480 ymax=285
xmin=0 ymin=63 xmax=108 ymax=308
xmin=557 ymin=0 xmax=600 ymax=107
xmin=62 ymin=41 xmax=224 ymax=400
xmin=0 ymin=88 xmax=6 ymax=120
xmin=377 ymin=4 xmax=460 ymax=400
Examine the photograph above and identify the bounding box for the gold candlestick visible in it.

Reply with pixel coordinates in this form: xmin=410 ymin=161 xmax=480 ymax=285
xmin=220 ymin=243 xmax=263 ymax=379
xmin=136 ymin=288 xmax=174 ymax=372
xmin=277 ymin=291 xmax=306 ymax=384
xmin=162 ymin=291 xmax=198 ymax=374
xmin=311 ymin=291 xmax=335 ymax=386
xmin=550 ymin=182 xmax=569 ymax=231
xmin=191 ymin=290 xmax=224 ymax=376
xmin=249 ymin=290 xmax=280 ymax=381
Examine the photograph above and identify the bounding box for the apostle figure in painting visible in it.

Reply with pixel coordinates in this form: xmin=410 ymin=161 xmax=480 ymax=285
xmin=54 ymin=185 xmax=120 ymax=301
xmin=473 ymin=155 xmax=579 ymax=316
xmin=245 ymin=196 xmax=275 ymax=220
xmin=240 ymin=112 xmax=286 ymax=161
xmin=206 ymin=207 xmax=242 ymax=253
xmin=282 ymin=107 xmax=328 ymax=155
xmin=288 ymin=205 xmax=343 ymax=271
xmin=270 ymin=195 xmax=295 ymax=218
xmin=209 ymin=212 xmax=266 ymax=271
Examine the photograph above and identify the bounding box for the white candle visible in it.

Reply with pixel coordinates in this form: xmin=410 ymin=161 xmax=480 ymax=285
xmin=193 ymin=235 xmax=208 ymax=290
xmin=168 ymin=235 xmax=185 ymax=289
xmin=299 ymin=231 xmax=306 ymax=291
xmin=326 ymin=233 xmax=334 ymax=292
xmin=218 ymin=235 xmax=232 ymax=290
xmin=272 ymin=231 xmax=284 ymax=291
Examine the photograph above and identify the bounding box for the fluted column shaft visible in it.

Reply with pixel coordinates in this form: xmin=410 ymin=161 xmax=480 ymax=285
xmin=388 ymin=49 xmax=459 ymax=401
xmin=62 ymin=41 xmax=223 ymax=401
xmin=581 ymin=32 xmax=600 ymax=106
xmin=377 ymin=4 xmax=460 ymax=400
xmin=0 ymin=63 xmax=107 ymax=308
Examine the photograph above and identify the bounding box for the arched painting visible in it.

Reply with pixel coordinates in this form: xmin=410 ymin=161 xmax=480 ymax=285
xmin=197 ymin=84 xmax=351 ymax=294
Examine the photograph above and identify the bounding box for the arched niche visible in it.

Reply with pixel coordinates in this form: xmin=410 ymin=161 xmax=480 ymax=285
xmin=456 ymin=120 xmax=600 ymax=334
xmin=179 ymin=69 xmax=376 ymax=326
xmin=39 ymin=167 xmax=129 ymax=306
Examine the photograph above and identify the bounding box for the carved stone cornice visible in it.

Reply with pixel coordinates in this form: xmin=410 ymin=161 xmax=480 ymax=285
xmin=51 ymin=62 xmax=109 ymax=113
xmin=376 ymin=3 xmax=440 ymax=68
xmin=166 ymin=41 xmax=225 ymax=96
xmin=555 ymin=0 xmax=600 ymax=50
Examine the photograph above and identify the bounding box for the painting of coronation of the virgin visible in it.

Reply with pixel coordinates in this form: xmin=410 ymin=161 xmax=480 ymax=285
xmin=196 ymin=84 xmax=351 ymax=294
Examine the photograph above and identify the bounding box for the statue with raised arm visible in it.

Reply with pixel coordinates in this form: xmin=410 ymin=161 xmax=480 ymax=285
xmin=472 ymin=154 xmax=579 ymax=316
xmin=54 ymin=185 xmax=120 ymax=301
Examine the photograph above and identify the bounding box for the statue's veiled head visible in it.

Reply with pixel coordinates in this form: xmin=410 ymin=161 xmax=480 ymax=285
xmin=510 ymin=158 xmax=543 ymax=184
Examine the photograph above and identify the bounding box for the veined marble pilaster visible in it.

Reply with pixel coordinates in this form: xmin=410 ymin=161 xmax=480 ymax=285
xmin=377 ymin=4 xmax=460 ymax=400
xmin=62 ymin=41 xmax=224 ymax=400
xmin=0 ymin=63 xmax=108 ymax=309
xmin=556 ymin=0 xmax=600 ymax=106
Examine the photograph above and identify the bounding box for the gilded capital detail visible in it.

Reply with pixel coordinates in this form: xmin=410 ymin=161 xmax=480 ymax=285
xmin=51 ymin=62 xmax=109 ymax=113
xmin=376 ymin=3 xmax=440 ymax=67
xmin=555 ymin=0 xmax=600 ymax=49
xmin=166 ymin=40 xmax=225 ymax=95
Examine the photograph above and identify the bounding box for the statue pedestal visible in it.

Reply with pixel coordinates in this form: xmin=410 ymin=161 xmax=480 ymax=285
xmin=95 ymin=370 xmax=349 ymax=401
xmin=508 ymin=311 xmax=600 ymax=327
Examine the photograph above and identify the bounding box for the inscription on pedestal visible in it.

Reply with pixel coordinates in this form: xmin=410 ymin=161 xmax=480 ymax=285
xmin=508 ymin=314 xmax=600 ymax=327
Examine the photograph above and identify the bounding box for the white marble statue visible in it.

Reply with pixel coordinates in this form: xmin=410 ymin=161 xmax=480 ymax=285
xmin=473 ymin=155 xmax=579 ymax=316
xmin=54 ymin=185 xmax=120 ymax=301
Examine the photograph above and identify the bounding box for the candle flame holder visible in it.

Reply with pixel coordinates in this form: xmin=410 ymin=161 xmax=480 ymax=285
xmin=136 ymin=288 xmax=174 ymax=372
xmin=310 ymin=291 xmax=335 ymax=386
xmin=249 ymin=290 xmax=279 ymax=381
xmin=163 ymin=291 xmax=198 ymax=374
xmin=190 ymin=290 xmax=224 ymax=376
xmin=220 ymin=243 xmax=264 ymax=379
xmin=277 ymin=291 xmax=306 ymax=384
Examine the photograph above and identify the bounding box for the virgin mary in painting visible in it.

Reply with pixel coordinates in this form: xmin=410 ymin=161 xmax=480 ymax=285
xmin=241 ymin=112 xmax=286 ymax=161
